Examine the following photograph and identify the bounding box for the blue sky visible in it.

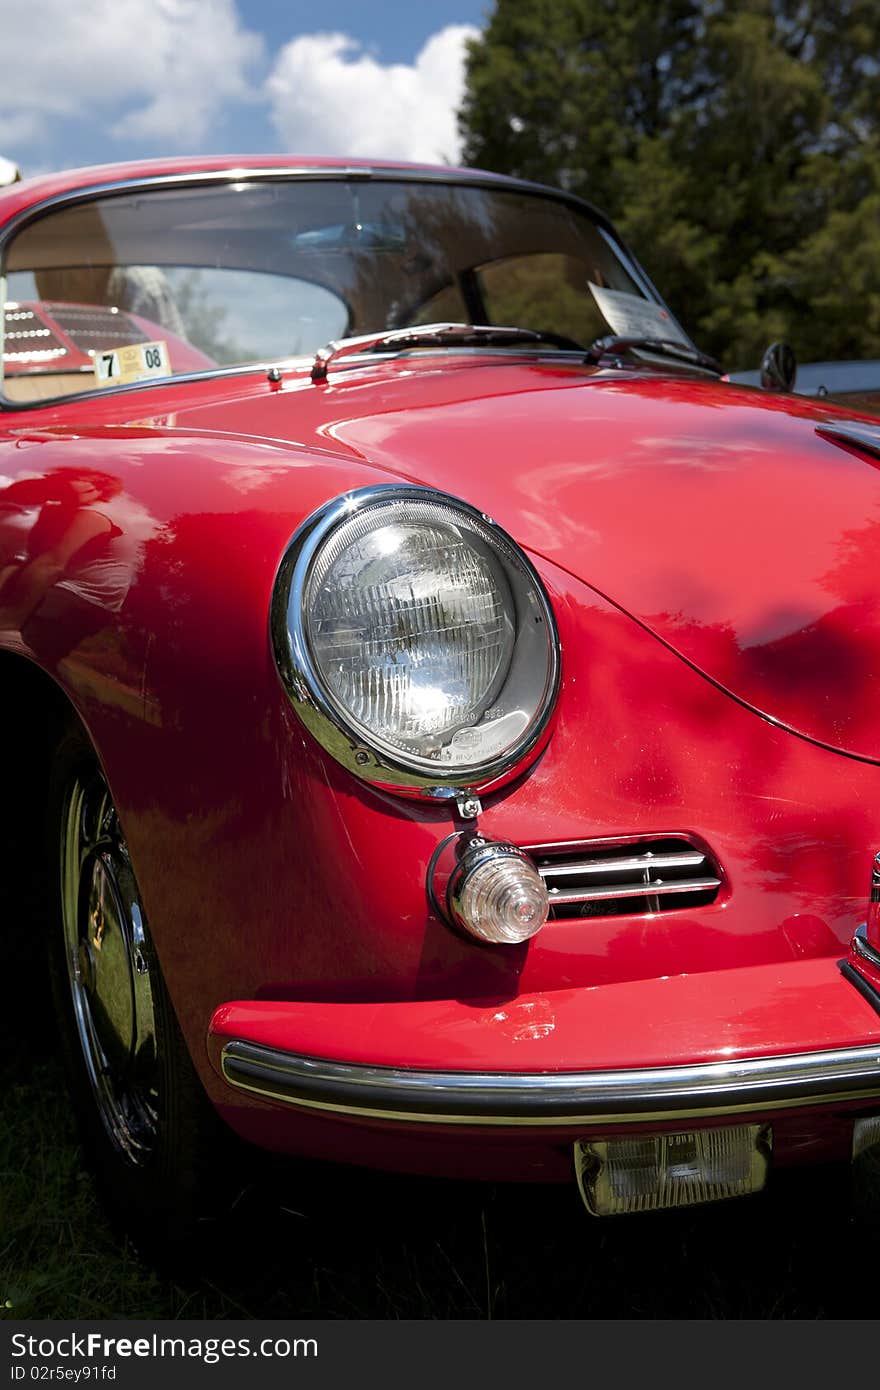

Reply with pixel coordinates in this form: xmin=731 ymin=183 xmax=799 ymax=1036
xmin=0 ymin=0 xmax=491 ymax=177
xmin=255 ymin=2 xmax=487 ymax=63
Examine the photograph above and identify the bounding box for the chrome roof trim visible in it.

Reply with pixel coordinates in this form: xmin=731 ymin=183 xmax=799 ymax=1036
xmin=0 ymin=162 xmax=622 ymax=247
xmin=220 ymin=1038 xmax=880 ymax=1127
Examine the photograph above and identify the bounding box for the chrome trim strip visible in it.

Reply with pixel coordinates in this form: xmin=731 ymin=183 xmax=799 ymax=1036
xmin=538 ymin=851 xmax=707 ymax=879
xmin=853 ymin=923 xmax=880 ymax=970
xmin=220 ymin=1039 xmax=880 ymax=1127
xmin=544 ymin=876 xmax=721 ymax=905
xmin=526 ymin=830 xmax=718 ymax=857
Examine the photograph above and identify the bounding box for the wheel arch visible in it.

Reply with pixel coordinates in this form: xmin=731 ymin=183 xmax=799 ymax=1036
xmin=0 ymin=650 xmax=92 ymax=936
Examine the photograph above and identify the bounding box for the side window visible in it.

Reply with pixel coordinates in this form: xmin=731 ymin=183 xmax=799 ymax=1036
xmin=477 ymin=253 xmax=607 ymax=345
xmin=3 ymin=260 xmax=348 ymax=404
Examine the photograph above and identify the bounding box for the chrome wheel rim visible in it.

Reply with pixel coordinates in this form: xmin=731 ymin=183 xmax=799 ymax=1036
xmin=61 ymin=768 xmax=159 ymax=1165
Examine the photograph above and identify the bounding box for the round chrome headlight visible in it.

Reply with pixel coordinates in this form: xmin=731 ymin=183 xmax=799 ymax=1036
xmin=271 ymin=486 xmax=560 ymax=795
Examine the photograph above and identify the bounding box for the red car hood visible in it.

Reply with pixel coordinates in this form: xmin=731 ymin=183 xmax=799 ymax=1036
xmin=166 ymin=361 xmax=880 ymax=762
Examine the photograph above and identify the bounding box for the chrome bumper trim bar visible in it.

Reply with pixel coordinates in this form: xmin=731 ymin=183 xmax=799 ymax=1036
xmin=220 ymin=1038 xmax=880 ymax=1128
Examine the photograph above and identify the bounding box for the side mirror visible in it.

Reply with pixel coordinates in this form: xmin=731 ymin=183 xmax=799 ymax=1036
xmin=760 ymin=341 xmax=797 ymax=393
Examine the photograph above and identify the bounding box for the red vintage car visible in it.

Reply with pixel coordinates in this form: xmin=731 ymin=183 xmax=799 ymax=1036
xmin=2 ymin=156 xmax=880 ymax=1247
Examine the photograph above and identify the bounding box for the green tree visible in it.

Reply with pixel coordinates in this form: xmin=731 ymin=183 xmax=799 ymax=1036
xmin=460 ymin=1 xmax=880 ymax=370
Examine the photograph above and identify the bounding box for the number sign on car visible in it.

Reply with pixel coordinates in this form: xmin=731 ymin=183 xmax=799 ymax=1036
xmin=94 ymin=339 xmax=169 ymax=388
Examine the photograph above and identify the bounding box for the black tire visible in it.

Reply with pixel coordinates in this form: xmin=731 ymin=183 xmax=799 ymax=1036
xmin=46 ymin=720 xmax=235 ymax=1260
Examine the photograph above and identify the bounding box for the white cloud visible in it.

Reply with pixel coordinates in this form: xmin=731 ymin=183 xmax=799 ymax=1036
xmin=266 ymin=26 xmax=479 ymax=164
xmin=0 ymin=113 xmax=44 ymax=150
xmin=0 ymin=8 xmax=482 ymax=173
xmin=0 ymin=0 xmax=263 ymax=153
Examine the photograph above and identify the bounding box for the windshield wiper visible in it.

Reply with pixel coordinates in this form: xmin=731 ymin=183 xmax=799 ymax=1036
xmin=585 ymin=334 xmax=722 ymax=375
xmin=311 ymin=322 xmax=585 ymax=381
xmin=310 ymin=322 xmax=721 ymax=383
xmin=365 ymin=323 xmax=587 ymax=353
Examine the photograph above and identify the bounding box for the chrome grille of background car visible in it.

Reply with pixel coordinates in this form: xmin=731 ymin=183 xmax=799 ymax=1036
xmin=44 ymin=304 xmax=149 ymax=351
xmin=2 ymin=306 xmax=66 ymax=363
xmin=530 ymin=836 xmax=723 ymax=919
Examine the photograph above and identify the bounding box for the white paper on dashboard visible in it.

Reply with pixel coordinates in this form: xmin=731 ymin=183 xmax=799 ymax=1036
xmin=588 ymin=283 xmax=691 ymax=345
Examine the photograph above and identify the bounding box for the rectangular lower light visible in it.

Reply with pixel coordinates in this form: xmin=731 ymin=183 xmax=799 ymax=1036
xmin=574 ymin=1124 xmax=772 ymax=1216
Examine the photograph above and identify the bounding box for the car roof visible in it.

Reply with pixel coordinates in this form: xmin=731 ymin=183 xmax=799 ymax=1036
xmin=0 ymin=155 xmax=588 ymax=223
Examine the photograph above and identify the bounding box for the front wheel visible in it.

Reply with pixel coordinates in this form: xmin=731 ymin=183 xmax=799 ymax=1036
xmin=48 ymin=725 xmax=233 ymax=1257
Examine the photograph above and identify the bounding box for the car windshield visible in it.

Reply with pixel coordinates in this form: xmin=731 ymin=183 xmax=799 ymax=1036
xmin=1 ymin=175 xmax=684 ymax=404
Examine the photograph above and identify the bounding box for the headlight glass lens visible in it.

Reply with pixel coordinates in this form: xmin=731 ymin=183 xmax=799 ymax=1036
xmin=281 ymin=489 xmax=559 ymax=786
xmin=308 ymin=514 xmax=514 ymax=752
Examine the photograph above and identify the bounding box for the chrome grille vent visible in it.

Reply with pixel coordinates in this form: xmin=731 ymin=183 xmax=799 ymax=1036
xmin=3 ymin=306 xmax=65 ymax=362
xmin=531 ymin=837 xmax=723 ymax=919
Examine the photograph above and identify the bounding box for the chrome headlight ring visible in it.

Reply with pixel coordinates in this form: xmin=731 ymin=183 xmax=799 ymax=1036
xmin=270 ymin=485 xmax=560 ymax=799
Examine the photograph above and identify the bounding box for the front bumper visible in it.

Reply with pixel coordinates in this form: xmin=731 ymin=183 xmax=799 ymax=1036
xmin=209 ymin=953 xmax=880 ymax=1137
xmin=219 ymin=1037 xmax=880 ymax=1128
